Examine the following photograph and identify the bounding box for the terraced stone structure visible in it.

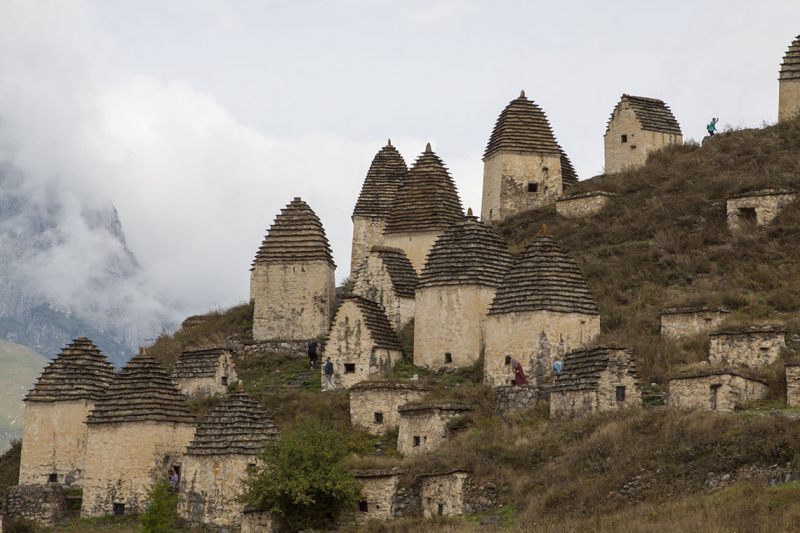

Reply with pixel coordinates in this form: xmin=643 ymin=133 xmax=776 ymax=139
xmin=484 ymin=234 xmax=600 ymax=387
xmin=19 ymin=338 xmax=115 ymax=488
xmin=669 ymin=369 xmax=768 ymax=411
xmin=352 ymin=246 xmax=417 ymax=332
xmin=550 ymin=345 xmax=641 ymax=418
xmin=482 ymin=91 xmax=576 ymax=224
xmin=397 ymin=404 xmax=473 ymax=457
xmin=414 ymin=214 xmax=512 ymax=369
xmin=250 ymin=197 xmax=336 ymax=341
xmin=340 ymin=468 xmax=405 ymax=525
xmin=418 ymin=470 xmax=471 ymax=518
xmin=179 ymin=390 xmax=278 ymax=530
xmin=726 ymin=189 xmax=797 ymax=231
xmin=350 ymin=141 xmax=408 ymax=277
xmin=382 ymin=144 xmax=464 ymax=273
xmin=660 ymin=306 xmax=731 ymax=339
xmin=323 ymin=295 xmax=403 ymax=389
xmin=708 ymin=326 xmax=786 ymax=369
xmin=604 ymin=95 xmax=682 ymax=174
xmin=779 ymin=35 xmax=800 ymax=122
xmin=82 ymin=353 xmax=196 ymax=517
xmin=172 ymin=345 xmax=237 ymax=399
xmin=555 ymin=191 xmax=615 ymax=219
xmin=349 ymin=381 xmax=429 ymax=435
xmin=785 ymin=362 xmax=800 ymax=408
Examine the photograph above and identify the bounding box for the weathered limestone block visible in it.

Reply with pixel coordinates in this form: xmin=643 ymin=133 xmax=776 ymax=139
xmin=1 ymin=484 xmax=68 ymax=528
xmin=173 ymin=346 xmax=237 ymax=399
xmin=418 ymin=470 xmax=470 ymax=518
xmin=726 ymin=190 xmax=797 ymax=231
xmin=660 ymin=306 xmax=731 ymax=339
xmin=492 ymin=385 xmax=542 ymax=416
xmin=180 ymin=454 xmax=251 ymax=529
xmin=482 ymin=152 xmax=563 ymax=223
xmin=351 ymin=247 xmax=417 ymax=332
xmin=350 ymin=217 xmax=387 ymax=278
xmin=669 ymin=370 xmax=768 ymax=411
xmin=785 ymin=363 xmax=800 ymax=407
xmin=230 ymin=340 xmax=308 ymax=359
xmin=339 ymin=468 xmax=404 ymax=525
xmin=349 ymin=382 xmax=429 ymax=435
xmin=708 ymin=326 xmax=786 ymax=369
xmin=241 ymin=510 xmax=281 ymax=533
xmin=382 ymin=231 xmax=443 ymax=274
xmin=397 ymin=404 xmax=473 ymax=457
xmin=779 ymin=36 xmax=800 ymax=122
xmin=555 ymin=192 xmax=615 ymax=218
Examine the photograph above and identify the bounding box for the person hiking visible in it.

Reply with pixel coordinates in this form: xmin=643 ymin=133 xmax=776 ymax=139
xmin=323 ymin=357 xmax=336 ymax=391
xmin=168 ymin=469 xmax=179 ymax=491
xmin=504 ymin=355 xmax=527 ymax=386
xmin=307 ymin=339 xmax=318 ymax=369
xmin=707 ymin=117 xmax=718 ymax=137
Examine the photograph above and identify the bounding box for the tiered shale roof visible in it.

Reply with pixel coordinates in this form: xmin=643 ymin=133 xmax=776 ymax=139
xmin=559 ymin=147 xmax=579 ymax=187
xmin=489 ymin=234 xmax=599 ymax=315
xmin=607 ymin=95 xmax=682 ymax=136
xmin=726 ymin=188 xmax=797 ymax=200
xmin=337 ymin=295 xmax=403 ymax=351
xmin=551 ymin=345 xmax=638 ymax=393
xmin=252 ymin=197 xmax=334 ymax=267
xmin=418 ymin=215 xmax=513 ymax=288
xmin=185 ymin=391 xmax=277 ymax=456
xmin=172 ymin=345 xmax=231 ymax=379
xmin=780 ymin=36 xmax=800 ymax=80
xmin=483 ymin=91 xmax=561 ymax=159
xmin=383 ymin=144 xmax=463 ymax=234
xmin=352 ymin=141 xmax=408 ymax=219
xmin=368 ymin=246 xmax=418 ymax=298
xmin=25 ymin=338 xmax=116 ymax=403
xmin=86 ymin=353 xmax=195 ymax=424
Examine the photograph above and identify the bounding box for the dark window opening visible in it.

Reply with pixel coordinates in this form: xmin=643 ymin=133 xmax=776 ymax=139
xmin=359 ymin=501 xmax=368 ymax=513
xmin=616 ymin=386 xmax=626 ymax=402
xmin=704 ymin=317 xmax=713 ymax=322
xmin=444 ymin=353 xmax=452 ymax=364
xmin=113 ymin=503 xmax=125 ymax=516
xmin=48 ymin=473 xmax=57 ymax=483
xmin=711 ymin=384 xmax=721 ymax=411
xmin=344 ymin=363 xmax=356 ymax=374
xmin=376 ymin=504 xmax=380 ymax=510
xmin=438 ymin=504 xmax=444 ymax=516
xmin=413 ymin=436 xmax=421 ymax=447
xmin=374 ymin=412 xmax=383 ymax=424
xmin=527 ymin=183 xmax=538 ymax=193
xmin=173 ymin=465 xmax=181 ymax=478
xmin=221 ymin=376 xmax=228 ymax=386
xmin=739 ymin=207 xmax=757 ymax=224
xmin=621 ymin=134 xmax=628 ymax=143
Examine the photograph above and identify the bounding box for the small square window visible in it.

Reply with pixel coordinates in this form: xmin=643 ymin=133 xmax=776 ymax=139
xmin=621 ymin=134 xmax=628 ymax=143
xmin=527 ymin=183 xmax=538 ymax=193
xmin=221 ymin=376 xmax=228 ymax=386
xmin=444 ymin=353 xmax=452 ymax=364
xmin=359 ymin=501 xmax=368 ymax=513
xmin=374 ymin=412 xmax=383 ymax=424
xmin=438 ymin=503 xmax=444 ymax=516
xmin=344 ymin=363 xmax=356 ymax=374
xmin=48 ymin=473 xmax=57 ymax=483
xmin=113 ymin=503 xmax=125 ymax=516
xmin=413 ymin=436 xmax=421 ymax=447
xmin=616 ymin=386 xmax=626 ymax=402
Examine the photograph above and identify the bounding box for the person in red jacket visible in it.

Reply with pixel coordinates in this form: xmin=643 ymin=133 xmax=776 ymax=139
xmin=504 ymin=355 xmax=527 ymax=385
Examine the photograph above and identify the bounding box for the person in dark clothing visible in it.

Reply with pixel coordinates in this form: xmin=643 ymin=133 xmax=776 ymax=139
xmin=307 ymin=340 xmax=318 ymax=369
xmin=504 ymin=355 xmax=527 ymax=386
xmin=323 ymin=357 xmax=336 ymax=391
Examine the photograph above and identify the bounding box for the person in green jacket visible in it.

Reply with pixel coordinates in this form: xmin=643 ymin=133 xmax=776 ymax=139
xmin=707 ymin=118 xmax=718 ymax=136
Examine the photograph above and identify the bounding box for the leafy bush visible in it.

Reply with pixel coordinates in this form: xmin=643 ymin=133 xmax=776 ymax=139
xmin=138 ymin=478 xmax=179 ymax=533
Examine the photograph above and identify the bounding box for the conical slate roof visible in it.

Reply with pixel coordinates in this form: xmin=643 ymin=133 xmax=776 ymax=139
xmin=483 ymin=91 xmax=561 ymax=160
xmin=383 ymin=144 xmax=463 ymax=234
xmin=419 ymin=216 xmax=513 ymax=288
xmin=252 ymin=198 xmax=334 ymax=267
xmin=186 ymin=391 xmax=278 ymax=456
xmin=25 ymin=338 xmax=116 ymax=403
xmin=780 ymin=36 xmax=800 ymax=80
xmin=172 ymin=345 xmax=231 ymax=379
xmin=559 ymin=147 xmax=578 ymax=187
xmin=606 ymin=95 xmax=682 ymax=136
xmin=367 ymin=246 xmax=418 ymax=298
xmin=337 ymin=295 xmax=402 ymax=351
xmin=86 ymin=353 xmax=195 ymax=424
xmin=353 ymin=141 xmax=408 ymax=219
xmin=551 ymin=345 xmax=638 ymax=393
xmin=489 ymin=235 xmax=599 ymax=315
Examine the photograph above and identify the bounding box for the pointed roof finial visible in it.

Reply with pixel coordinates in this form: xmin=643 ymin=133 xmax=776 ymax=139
xmin=425 ymin=142 xmax=432 ymax=153
xmin=139 ymin=346 xmax=146 ymax=356
xmin=467 ymin=207 xmax=473 ymax=216
xmin=388 ymin=139 xmax=392 ymax=147
xmin=542 ymin=224 xmax=547 ymax=236
xmin=237 ymin=381 xmax=245 ymax=392
xmin=520 ymin=90 xmax=526 ymax=98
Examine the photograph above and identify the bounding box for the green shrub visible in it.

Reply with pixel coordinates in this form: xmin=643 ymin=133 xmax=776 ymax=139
xmin=138 ymin=478 xmax=179 ymax=533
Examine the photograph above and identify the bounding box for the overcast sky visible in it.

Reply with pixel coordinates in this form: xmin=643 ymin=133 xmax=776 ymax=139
xmin=1 ymin=0 xmax=799 ymax=326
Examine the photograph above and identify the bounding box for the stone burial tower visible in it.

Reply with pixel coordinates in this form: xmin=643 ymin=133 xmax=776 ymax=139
xmin=484 ymin=234 xmax=600 ymax=387
xmin=414 ymin=212 xmax=513 ymax=370
xmin=178 ymin=389 xmax=278 ymax=530
xmin=18 ymin=338 xmax=116 ymax=488
xmin=350 ymin=141 xmax=408 ymax=278
xmin=351 ymin=245 xmax=418 ymax=333
xmin=172 ymin=345 xmax=238 ymax=399
xmin=81 ymin=352 xmax=196 ymax=518
xmin=603 ymin=94 xmax=682 ymax=174
xmin=382 ymin=143 xmax=464 ymax=273
xmin=481 ymin=91 xmax=577 ymax=224
xmin=779 ymin=35 xmax=800 ymax=122
xmin=250 ymin=197 xmax=336 ymax=341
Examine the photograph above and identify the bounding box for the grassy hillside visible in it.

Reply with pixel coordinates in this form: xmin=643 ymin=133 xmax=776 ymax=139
xmin=0 ymin=340 xmax=48 ymax=451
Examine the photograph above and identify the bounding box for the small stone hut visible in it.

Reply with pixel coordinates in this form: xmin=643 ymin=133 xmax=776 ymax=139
xmin=323 ymin=295 xmax=403 ymax=389
xmin=81 ymin=353 xmax=196 ymax=517
xmin=659 ymin=306 xmax=731 ymax=339
xmin=550 ymin=345 xmax=641 ymax=419
xmin=725 ymin=189 xmax=796 ymax=231
xmin=779 ymin=35 xmax=800 ymax=122
xmin=603 ymin=95 xmax=682 ymax=174
xmin=708 ymin=326 xmax=786 ymax=369
xmin=382 ymin=143 xmax=464 ymax=273
xmin=669 ymin=369 xmax=768 ymax=411
xmin=179 ymin=390 xmax=278 ymax=530
xmin=172 ymin=345 xmax=237 ymax=399
xmin=341 ymin=468 xmax=405 ymax=525
xmin=555 ymin=191 xmax=615 ymax=219
xmin=250 ymin=197 xmax=336 ymax=341
xmin=785 ymin=362 xmax=800 ymax=408
xmin=414 ymin=214 xmax=513 ymax=370
xmin=397 ymin=404 xmax=473 ymax=457
xmin=484 ymin=234 xmax=600 ymax=387
xmin=481 ymin=91 xmax=577 ymax=224
xmin=18 ymin=338 xmax=116 ymax=488
xmin=349 ymin=381 xmax=429 ymax=435
xmin=352 ymin=246 xmax=418 ymax=332
xmin=418 ymin=470 xmax=471 ymax=518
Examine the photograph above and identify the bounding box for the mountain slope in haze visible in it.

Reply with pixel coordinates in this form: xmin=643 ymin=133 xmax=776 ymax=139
xmin=0 ymin=340 xmax=48 ymax=452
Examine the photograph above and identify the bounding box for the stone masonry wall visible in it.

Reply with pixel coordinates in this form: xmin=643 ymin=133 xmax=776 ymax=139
xmin=179 ymin=453 xmax=250 ymax=529
xmin=350 ymin=385 xmax=428 ymax=435
xmin=397 ymin=406 xmax=471 ymax=457
xmin=19 ymin=400 xmax=93 ymax=488
xmin=779 ymin=79 xmax=800 ymax=122
xmin=660 ymin=308 xmax=730 ymax=339
xmin=481 ymin=152 xmax=562 ymax=224
xmin=175 ymin=353 xmax=237 ymax=400
xmin=382 ymin=230 xmax=442 ymax=274
xmin=230 ymin=340 xmax=308 ymax=359
xmin=786 ymin=365 xmax=800 ymax=408
xmin=604 ymin=105 xmax=681 ymax=174
xmin=82 ymin=421 xmax=195 ymax=517
xmin=352 ymin=254 xmax=414 ymax=332
xmin=414 ymin=285 xmax=496 ymax=370
xmin=350 ymin=217 xmax=387 ymax=279
xmin=2 ymin=484 xmax=68 ymax=528
xmin=484 ymin=310 xmax=600 ymax=387
xmin=419 ymin=471 xmax=469 ymax=518
xmin=551 ymin=367 xmax=640 ymax=419
xmin=708 ymin=330 xmax=785 ymax=369
xmin=555 ymin=192 xmax=614 ymax=218
xmin=726 ymin=192 xmax=797 ymax=231
xmin=669 ymin=373 xmax=768 ymax=411
xmin=492 ymin=385 xmax=542 ymax=416
xmin=252 ymin=261 xmax=336 ymax=341
xmin=241 ymin=510 xmax=281 ymax=533
xmin=342 ymin=472 xmax=402 ymax=525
